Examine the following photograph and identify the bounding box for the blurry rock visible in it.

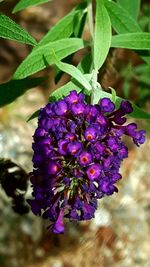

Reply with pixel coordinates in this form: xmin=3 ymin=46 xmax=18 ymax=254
xmin=90 ymin=206 xmax=111 ymax=231
xmin=96 ymin=226 xmax=116 ymax=249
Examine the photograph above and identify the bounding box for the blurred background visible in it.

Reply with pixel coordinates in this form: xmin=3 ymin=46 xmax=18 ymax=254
xmin=0 ymin=0 xmax=150 ymax=266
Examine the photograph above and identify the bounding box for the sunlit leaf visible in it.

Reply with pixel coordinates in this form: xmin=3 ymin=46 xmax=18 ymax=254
xmin=0 ymin=13 xmax=37 ymax=45
xmin=13 ymin=0 xmax=51 ymax=13
xmin=117 ymin=0 xmax=141 ymax=20
xmin=105 ymin=1 xmax=150 ymax=64
xmin=39 ymin=1 xmax=87 ymax=45
xmin=111 ymin=33 xmax=150 ymax=50
xmin=105 ymin=0 xmax=141 ymax=33
xmin=77 ymin=52 xmax=93 ymax=74
xmin=13 ymin=38 xmax=87 ymax=79
xmin=52 ymin=52 xmax=92 ymax=91
xmin=94 ymin=0 xmax=111 ymax=70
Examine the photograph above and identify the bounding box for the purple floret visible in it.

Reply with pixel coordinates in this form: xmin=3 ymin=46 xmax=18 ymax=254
xmin=28 ymin=90 xmax=146 ymax=233
xmin=84 ymin=126 xmax=97 ymax=142
xmin=54 ymin=100 xmax=68 ymax=116
xmin=67 ymin=141 xmax=82 ymax=156
xmin=78 ymin=151 xmax=93 ymax=166
xmin=100 ymin=98 xmax=115 ymax=113
xmin=52 ymin=209 xmax=64 ymax=234
xmin=86 ymin=163 xmax=102 ymax=180
xmin=71 ymin=102 xmax=85 ymax=115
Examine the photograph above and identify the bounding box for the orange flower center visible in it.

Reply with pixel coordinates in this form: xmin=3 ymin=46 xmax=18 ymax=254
xmin=54 ymin=165 xmax=59 ymax=172
xmin=87 ymin=134 xmax=93 ymax=140
xmin=72 ymin=149 xmax=77 ymax=154
xmin=89 ymin=169 xmax=95 ymax=175
xmin=82 ymin=156 xmax=88 ymax=163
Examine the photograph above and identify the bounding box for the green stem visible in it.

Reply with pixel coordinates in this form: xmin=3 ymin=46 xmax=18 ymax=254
xmin=87 ymin=0 xmax=103 ymax=104
xmin=87 ymin=2 xmax=94 ymax=42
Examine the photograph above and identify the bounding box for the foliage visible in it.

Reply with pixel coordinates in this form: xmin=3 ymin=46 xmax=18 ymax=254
xmin=0 ymin=0 xmax=149 ymax=121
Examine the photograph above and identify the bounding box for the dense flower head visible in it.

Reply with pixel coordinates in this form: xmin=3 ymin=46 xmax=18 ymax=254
xmin=28 ymin=90 xmax=146 ymax=234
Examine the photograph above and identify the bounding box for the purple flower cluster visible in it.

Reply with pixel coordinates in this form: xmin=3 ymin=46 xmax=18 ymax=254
xmin=28 ymin=90 xmax=145 ymax=234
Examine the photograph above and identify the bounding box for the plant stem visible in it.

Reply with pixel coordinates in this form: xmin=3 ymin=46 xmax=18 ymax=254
xmin=87 ymin=2 xmax=94 ymax=42
xmin=88 ymin=0 xmax=102 ymax=104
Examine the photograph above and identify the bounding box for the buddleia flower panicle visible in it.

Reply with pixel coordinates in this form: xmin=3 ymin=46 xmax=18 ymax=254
xmin=28 ymin=90 xmax=146 ymax=233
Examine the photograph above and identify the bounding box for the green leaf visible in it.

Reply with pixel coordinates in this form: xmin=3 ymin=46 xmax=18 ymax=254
xmin=105 ymin=0 xmax=141 ymax=34
xmin=0 ymin=13 xmax=37 ymax=45
xmin=39 ymin=2 xmax=87 ymax=45
xmin=123 ymin=79 xmax=131 ymax=98
xmin=111 ymin=33 xmax=150 ymax=50
xmin=13 ymin=38 xmax=87 ymax=79
xmin=94 ymin=0 xmax=111 ymax=70
xmin=52 ymin=51 xmax=92 ymax=90
xmin=49 ymin=74 xmax=91 ymax=102
xmin=109 ymin=87 xmax=116 ymax=103
xmin=134 ymin=64 xmax=150 ymax=86
xmin=104 ymin=1 xmax=150 ymax=64
xmin=39 ymin=11 xmax=79 ymax=45
xmin=117 ymin=0 xmax=141 ymax=20
xmin=138 ymin=75 xmax=150 ymax=86
xmin=51 ymin=6 xmax=87 ymax=84
xmin=18 ymin=2 xmax=87 ymax=82
xmin=13 ymin=0 xmax=51 ymax=13
xmin=27 ymin=109 xmax=40 ymax=122
xmin=134 ymin=63 xmax=150 ymax=74
xmin=73 ymin=10 xmax=87 ymax=38
xmin=0 ymin=77 xmax=44 ymax=107
xmin=136 ymin=50 xmax=150 ymax=66
xmin=77 ymin=52 xmax=93 ymax=74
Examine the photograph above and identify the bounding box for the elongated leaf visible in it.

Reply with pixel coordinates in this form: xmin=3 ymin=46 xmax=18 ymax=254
xmin=52 ymin=7 xmax=87 ymax=83
xmin=104 ymin=1 xmax=150 ymax=65
xmin=0 ymin=77 xmax=44 ymax=107
xmin=39 ymin=11 xmax=79 ymax=45
xmin=94 ymin=0 xmax=111 ymax=70
xmin=105 ymin=0 xmax=141 ymax=34
xmin=77 ymin=52 xmax=93 ymax=74
xmin=49 ymin=74 xmax=92 ymax=102
xmin=136 ymin=51 xmax=150 ymax=66
xmin=13 ymin=0 xmax=51 ymax=13
xmin=111 ymin=33 xmax=150 ymax=50
xmin=0 ymin=13 xmax=37 ymax=45
xmin=27 ymin=109 xmax=40 ymax=122
xmin=109 ymin=87 xmax=116 ymax=103
xmin=39 ymin=2 xmax=87 ymax=45
xmin=13 ymin=38 xmax=87 ymax=79
xmin=117 ymin=0 xmax=141 ymax=20
xmin=134 ymin=64 xmax=150 ymax=86
xmin=134 ymin=64 xmax=150 ymax=74
xmin=73 ymin=10 xmax=87 ymax=38
xmin=53 ymin=55 xmax=92 ymax=91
